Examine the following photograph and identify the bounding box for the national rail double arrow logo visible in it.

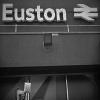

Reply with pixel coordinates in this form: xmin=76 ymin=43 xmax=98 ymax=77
xmin=74 ymin=4 xmax=98 ymax=22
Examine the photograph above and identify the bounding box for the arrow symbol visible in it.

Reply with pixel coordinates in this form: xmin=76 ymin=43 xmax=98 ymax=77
xmin=74 ymin=4 xmax=98 ymax=22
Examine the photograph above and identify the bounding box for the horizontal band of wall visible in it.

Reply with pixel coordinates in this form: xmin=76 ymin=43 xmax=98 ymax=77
xmin=0 ymin=25 xmax=100 ymax=34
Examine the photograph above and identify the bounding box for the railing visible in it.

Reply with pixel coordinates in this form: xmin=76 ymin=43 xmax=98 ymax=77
xmin=0 ymin=24 xmax=100 ymax=35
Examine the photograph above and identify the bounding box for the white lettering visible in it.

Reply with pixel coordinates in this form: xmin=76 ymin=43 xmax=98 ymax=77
xmin=44 ymin=8 xmax=55 ymax=22
xmin=56 ymin=8 xmax=67 ymax=22
xmin=2 ymin=4 xmax=69 ymax=22
xmin=35 ymin=5 xmax=44 ymax=22
xmin=14 ymin=8 xmax=25 ymax=22
xmin=2 ymin=4 xmax=13 ymax=22
xmin=26 ymin=8 xmax=35 ymax=22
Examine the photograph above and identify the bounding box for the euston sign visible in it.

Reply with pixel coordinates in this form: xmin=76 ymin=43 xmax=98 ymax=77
xmin=2 ymin=3 xmax=98 ymax=22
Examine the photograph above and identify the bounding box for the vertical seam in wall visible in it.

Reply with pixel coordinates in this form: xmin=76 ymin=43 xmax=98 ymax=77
xmin=66 ymin=75 xmax=69 ymax=100
xmin=15 ymin=24 xmax=17 ymax=32
xmin=67 ymin=25 xmax=70 ymax=32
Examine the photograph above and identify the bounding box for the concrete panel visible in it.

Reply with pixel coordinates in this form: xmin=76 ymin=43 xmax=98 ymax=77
xmin=0 ymin=34 xmax=100 ymax=67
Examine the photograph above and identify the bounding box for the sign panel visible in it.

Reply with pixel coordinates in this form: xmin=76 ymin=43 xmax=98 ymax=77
xmin=1 ymin=3 xmax=99 ymax=22
xmin=0 ymin=0 xmax=100 ymax=67
xmin=0 ymin=0 xmax=100 ymax=25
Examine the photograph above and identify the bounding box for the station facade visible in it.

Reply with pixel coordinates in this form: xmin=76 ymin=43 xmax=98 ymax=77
xmin=0 ymin=0 xmax=100 ymax=100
